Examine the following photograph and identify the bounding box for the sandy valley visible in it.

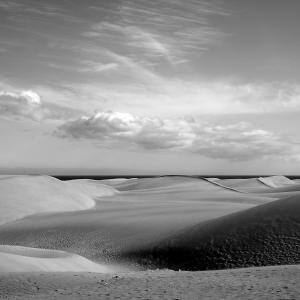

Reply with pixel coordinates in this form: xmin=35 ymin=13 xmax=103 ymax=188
xmin=0 ymin=175 xmax=299 ymax=299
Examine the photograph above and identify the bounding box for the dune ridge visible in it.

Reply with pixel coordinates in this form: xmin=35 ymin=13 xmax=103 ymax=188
xmin=258 ymin=175 xmax=296 ymax=188
xmin=0 ymin=175 xmax=299 ymax=275
xmin=108 ymin=176 xmax=206 ymax=191
xmin=0 ymin=175 xmax=117 ymax=225
xmin=121 ymin=194 xmax=300 ymax=271
xmin=0 ymin=245 xmax=113 ymax=273
xmin=204 ymin=177 xmax=245 ymax=193
xmin=215 ymin=178 xmax=273 ymax=193
xmin=0 ymin=176 xmax=268 ymax=265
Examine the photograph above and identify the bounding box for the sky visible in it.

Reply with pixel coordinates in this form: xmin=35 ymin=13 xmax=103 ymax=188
xmin=0 ymin=0 xmax=300 ymax=175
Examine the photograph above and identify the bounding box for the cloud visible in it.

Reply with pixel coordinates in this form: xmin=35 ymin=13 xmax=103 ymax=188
xmin=0 ymin=1 xmax=21 ymax=10
xmin=83 ymin=0 xmax=229 ymax=65
xmin=0 ymin=90 xmax=42 ymax=120
xmin=0 ymin=0 xmax=81 ymax=22
xmin=0 ymin=89 xmax=81 ymax=121
xmin=57 ymin=111 xmax=194 ymax=149
xmin=191 ymin=124 xmax=296 ymax=161
xmin=79 ymin=61 xmax=119 ymax=73
xmin=60 ymin=79 xmax=300 ymax=119
xmin=56 ymin=111 xmax=299 ymax=161
xmin=84 ymin=22 xmax=172 ymax=61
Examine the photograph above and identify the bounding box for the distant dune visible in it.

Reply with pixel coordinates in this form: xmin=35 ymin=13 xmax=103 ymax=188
xmin=0 ymin=175 xmax=116 ymax=225
xmin=108 ymin=176 xmax=203 ymax=191
xmin=0 ymin=245 xmax=112 ymax=273
xmin=122 ymin=195 xmax=300 ymax=270
xmin=99 ymin=178 xmax=138 ymax=186
xmin=214 ymin=176 xmax=298 ymax=193
xmin=215 ymin=177 xmax=272 ymax=192
xmin=258 ymin=175 xmax=296 ymax=188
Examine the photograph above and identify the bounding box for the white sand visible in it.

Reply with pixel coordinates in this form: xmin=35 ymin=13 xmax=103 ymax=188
xmin=0 ymin=176 xmax=276 ymax=266
xmin=0 ymin=265 xmax=299 ymax=299
xmin=0 ymin=245 xmax=112 ymax=273
xmin=216 ymin=178 xmax=273 ymax=192
xmin=100 ymin=178 xmax=138 ymax=186
xmin=0 ymin=175 xmax=299 ymax=299
xmin=106 ymin=176 xmax=205 ymax=191
xmin=0 ymin=175 xmax=116 ymax=225
xmin=0 ymin=176 xmax=297 ymax=266
xmin=258 ymin=175 xmax=295 ymax=188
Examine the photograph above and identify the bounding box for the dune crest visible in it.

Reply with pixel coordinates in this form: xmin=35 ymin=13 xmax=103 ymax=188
xmin=215 ymin=178 xmax=271 ymax=192
xmin=258 ymin=175 xmax=295 ymax=188
xmin=108 ymin=176 xmax=202 ymax=191
xmin=0 ymin=175 xmax=117 ymax=225
xmin=0 ymin=245 xmax=112 ymax=273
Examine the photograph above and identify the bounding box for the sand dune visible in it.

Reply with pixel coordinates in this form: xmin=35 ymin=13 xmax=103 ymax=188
xmin=109 ymin=176 xmax=276 ymax=202
xmin=0 ymin=245 xmax=112 ymax=273
xmin=100 ymin=178 xmax=138 ymax=186
xmin=0 ymin=175 xmax=116 ymax=225
xmin=0 ymin=175 xmax=298 ymax=275
xmin=204 ymin=177 xmax=246 ymax=193
xmin=216 ymin=178 xmax=272 ymax=192
xmin=256 ymin=184 xmax=300 ymax=195
xmin=0 ymin=199 xmax=255 ymax=264
xmin=66 ymin=179 xmax=118 ymax=199
xmin=107 ymin=176 xmax=204 ymax=191
xmin=258 ymin=175 xmax=295 ymax=188
xmin=122 ymin=194 xmax=300 ymax=270
xmin=217 ymin=176 xmax=296 ymax=193
xmin=0 ymin=176 xmax=272 ymax=265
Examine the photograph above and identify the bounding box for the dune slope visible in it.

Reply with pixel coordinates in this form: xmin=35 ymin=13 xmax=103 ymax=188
xmin=0 ymin=245 xmax=112 ymax=273
xmin=216 ymin=178 xmax=272 ymax=193
xmin=0 ymin=176 xmax=270 ymax=264
xmin=122 ymin=195 xmax=300 ymax=270
xmin=0 ymin=175 xmax=116 ymax=225
xmin=108 ymin=176 xmax=204 ymax=191
xmin=258 ymin=176 xmax=295 ymax=188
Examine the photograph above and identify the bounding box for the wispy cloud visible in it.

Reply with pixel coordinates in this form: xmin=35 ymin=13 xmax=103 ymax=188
xmin=57 ymin=78 xmax=300 ymax=119
xmin=46 ymin=59 xmax=119 ymax=74
xmin=0 ymin=0 xmax=83 ymax=22
xmin=84 ymin=0 xmax=229 ymax=65
xmin=84 ymin=22 xmax=173 ymax=62
xmin=79 ymin=61 xmax=119 ymax=73
xmin=0 ymin=1 xmax=22 ymax=10
xmin=56 ymin=110 xmax=299 ymax=161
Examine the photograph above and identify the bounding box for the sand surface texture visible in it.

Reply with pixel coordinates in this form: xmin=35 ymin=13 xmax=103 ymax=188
xmin=0 ymin=175 xmax=299 ymax=299
xmin=0 ymin=265 xmax=299 ymax=300
xmin=0 ymin=176 xmax=274 ymax=264
xmin=0 ymin=245 xmax=112 ymax=273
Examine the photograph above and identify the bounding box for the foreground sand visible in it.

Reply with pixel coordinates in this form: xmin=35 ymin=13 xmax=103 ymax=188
xmin=0 ymin=265 xmax=299 ymax=299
